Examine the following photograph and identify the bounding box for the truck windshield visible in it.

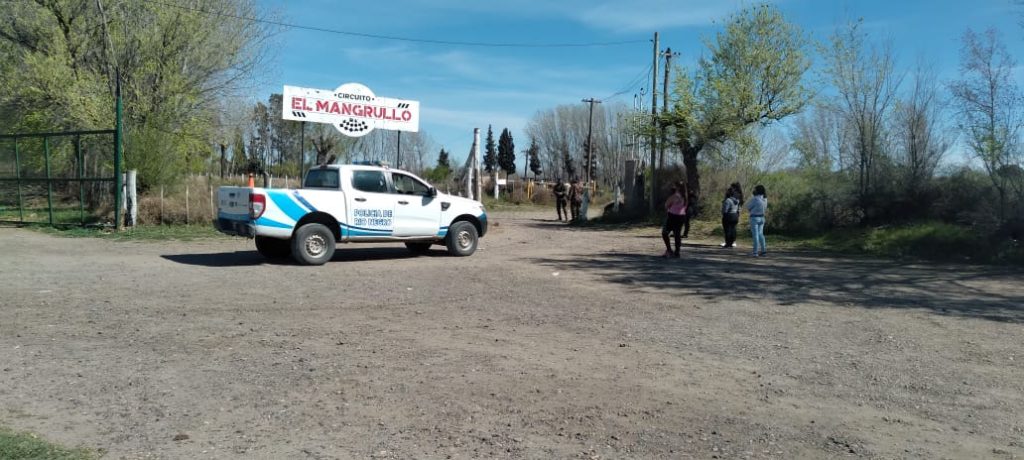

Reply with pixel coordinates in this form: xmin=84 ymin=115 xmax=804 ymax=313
xmin=304 ymin=169 xmax=339 ymax=188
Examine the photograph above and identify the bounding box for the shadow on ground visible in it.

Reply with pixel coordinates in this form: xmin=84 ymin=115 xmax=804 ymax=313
xmin=161 ymin=247 xmax=447 ymax=267
xmin=530 ymin=246 xmax=1024 ymax=323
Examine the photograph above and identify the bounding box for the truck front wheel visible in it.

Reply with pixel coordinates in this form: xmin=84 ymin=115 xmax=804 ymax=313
xmin=291 ymin=223 xmax=336 ymax=265
xmin=255 ymin=236 xmax=291 ymax=259
xmin=445 ymin=221 xmax=478 ymax=257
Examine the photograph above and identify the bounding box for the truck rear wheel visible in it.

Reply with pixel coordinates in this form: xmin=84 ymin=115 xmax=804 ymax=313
xmin=291 ymin=223 xmax=335 ymax=265
xmin=255 ymin=236 xmax=291 ymax=259
xmin=445 ymin=221 xmax=478 ymax=257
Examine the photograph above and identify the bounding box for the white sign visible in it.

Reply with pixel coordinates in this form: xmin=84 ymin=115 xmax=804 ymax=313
xmin=282 ymin=83 xmax=420 ymax=137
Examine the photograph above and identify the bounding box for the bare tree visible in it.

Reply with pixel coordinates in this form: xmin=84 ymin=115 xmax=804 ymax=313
xmin=790 ymin=104 xmax=848 ymax=172
xmin=822 ymin=20 xmax=903 ymax=217
xmin=894 ymin=63 xmax=951 ymax=196
xmin=950 ymin=28 xmax=1024 ymax=222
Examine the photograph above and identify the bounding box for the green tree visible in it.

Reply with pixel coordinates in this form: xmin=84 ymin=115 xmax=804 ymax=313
xmin=498 ymin=128 xmax=516 ymax=176
xmin=437 ymin=148 xmax=451 ymax=169
xmin=563 ymin=151 xmax=577 ymax=180
xmin=821 ymin=19 xmax=902 ymax=218
xmin=950 ymin=28 xmax=1024 ymax=223
xmin=527 ymin=138 xmax=542 ymax=177
xmin=664 ymin=4 xmax=811 ymax=199
xmin=483 ymin=125 xmax=497 ymax=174
xmin=0 ymin=0 xmax=275 ymax=188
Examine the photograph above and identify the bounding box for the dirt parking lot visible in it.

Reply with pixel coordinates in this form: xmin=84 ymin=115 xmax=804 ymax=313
xmin=1 ymin=209 xmax=1023 ymax=459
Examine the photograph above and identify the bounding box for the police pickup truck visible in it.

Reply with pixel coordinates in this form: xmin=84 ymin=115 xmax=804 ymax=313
xmin=215 ymin=163 xmax=487 ymax=265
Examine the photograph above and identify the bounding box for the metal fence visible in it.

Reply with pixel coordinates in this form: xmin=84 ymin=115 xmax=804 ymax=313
xmin=0 ymin=129 xmax=119 ymax=227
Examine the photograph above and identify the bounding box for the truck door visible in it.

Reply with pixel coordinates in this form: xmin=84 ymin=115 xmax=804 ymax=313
xmin=346 ymin=169 xmax=397 ymax=238
xmin=390 ymin=171 xmax=441 ymax=237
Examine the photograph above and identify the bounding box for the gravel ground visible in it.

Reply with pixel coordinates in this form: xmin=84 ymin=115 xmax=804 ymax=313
xmin=1 ymin=209 xmax=1023 ymax=459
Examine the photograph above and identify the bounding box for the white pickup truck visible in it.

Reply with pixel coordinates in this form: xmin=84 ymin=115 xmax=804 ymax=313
xmin=215 ymin=163 xmax=487 ymax=265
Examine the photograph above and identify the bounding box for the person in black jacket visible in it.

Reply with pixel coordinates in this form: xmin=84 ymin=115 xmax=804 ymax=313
xmin=552 ymin=178 xmax=568 ymax=221
xmin=721 ymin=188 xmax=740 ymax=248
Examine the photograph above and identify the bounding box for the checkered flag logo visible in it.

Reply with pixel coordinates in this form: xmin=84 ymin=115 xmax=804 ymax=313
xmin=291 ymin=111 xmax=307 ymax=118
xmin=397 ymin=103 xmax=410 ymax=109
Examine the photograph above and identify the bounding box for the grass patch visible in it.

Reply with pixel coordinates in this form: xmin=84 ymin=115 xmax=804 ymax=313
xmin=481 ymin=196 xmax=545 ymax=211
xmin=775 ymin=222 xmax=1024 ymax=264
xmin=32 ymin=224 xmax=228 ymax=242
xmin=0 ymin=427 xmax=97 ymax=460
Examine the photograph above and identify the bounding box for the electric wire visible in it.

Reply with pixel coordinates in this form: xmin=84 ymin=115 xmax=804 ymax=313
xmin=602 ymin=62 xmax=654 ymax=101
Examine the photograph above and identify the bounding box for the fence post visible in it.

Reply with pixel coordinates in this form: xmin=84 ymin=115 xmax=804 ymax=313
xmin=44 ymin=137 xmax=53 ymax=225
xmin=126 ymin=169 xmax=137 ymax=227
xmin=14 ymin=139 xmax=23 ymax=222
xmin=209 ymin=175 xmax=214 ymax=221
xmin=185 ymin=177 xmax=190 ymax=225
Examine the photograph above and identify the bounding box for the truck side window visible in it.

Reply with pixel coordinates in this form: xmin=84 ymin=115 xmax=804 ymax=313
xmin=391 ymin=173 xmax=430 ymax=195
xmin=352 ymin=170 xmax=387 ymax=193
xmin=304 ymin=169 xmax=339 ymax=188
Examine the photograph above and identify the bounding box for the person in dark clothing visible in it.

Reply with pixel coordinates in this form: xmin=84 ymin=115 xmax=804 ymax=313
xmin=568 ymin=179 xmax=583 ymax=222
xmin=721 ymin=188 xmax=740 ymax=248
xmin=552 ymin=178 xmax=568 ymax=221
xmin=682 ymin=190 xmax=697 ymax=238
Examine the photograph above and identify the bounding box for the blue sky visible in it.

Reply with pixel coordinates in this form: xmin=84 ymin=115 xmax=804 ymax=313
xmin=255 ymin=0 xmax=1023 ymax=168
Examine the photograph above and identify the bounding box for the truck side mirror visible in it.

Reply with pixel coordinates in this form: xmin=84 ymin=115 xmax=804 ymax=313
xmin=428 ymin=187 xmax=438 ymax=197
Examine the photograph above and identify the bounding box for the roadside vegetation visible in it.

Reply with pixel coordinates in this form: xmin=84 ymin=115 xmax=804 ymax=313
xmin=0 ymin=427 xmax=97 ymax=460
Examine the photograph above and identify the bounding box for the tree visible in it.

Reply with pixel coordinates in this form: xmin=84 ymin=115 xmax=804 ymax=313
xmin=437 ymin=148 xmax=451 ymax=169
xmin=0 ymin=0 xmax=275 ymax=188
xmin=0 ymin=0 xmax=276 ymax=188
xmin=664 ymin=4 xmax=811 ymax=200
xmin=950 ymin=28 xmax=1024 ymax=222
xmin=483 ymin=125 xmax=497 ymax=174
xmin=498 ymin=128 xmax=516 ymax=176
xmin=894 ymin=63 xmax=950 ymax=198
xmin=563 ymin=151 xmax=577 ymax=180
xmin=527 ymin=138 xmax=542 ymax=177
xmin=822 ymin=20 xmax=902 ymax=218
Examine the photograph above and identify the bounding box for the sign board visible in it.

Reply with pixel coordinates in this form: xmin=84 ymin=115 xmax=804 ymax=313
xmin=282 ymin=83 xmax=420 ymax=137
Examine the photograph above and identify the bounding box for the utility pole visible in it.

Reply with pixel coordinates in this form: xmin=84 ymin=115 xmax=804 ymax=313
xmin=649 ymin=32 xmax=659 ymax=215
xmin=396 ymin=131 xmax=402 ymax=168
xmin=299 ymin=121 xmax=305 ymax=178
xmin=582 ymin=97 xmax=602 ymax=184
xmin=660 ymin=47 xmax=679 ymax=170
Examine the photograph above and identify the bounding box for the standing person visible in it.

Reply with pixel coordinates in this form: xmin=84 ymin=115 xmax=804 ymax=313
xmin=721 ymin=188 xmax=740 ymax=248
xmin=552 ymin=178 xmax=568 ymax=221
xmin=660 ymin=182 xmax=687 ymax=258
xmin=682 ymin=188 xmax=697 ymax=238
xmin=568 ymin=179 xmax=583 ymax=222
xmin=745 ymin=184 xmax=768 ymax=257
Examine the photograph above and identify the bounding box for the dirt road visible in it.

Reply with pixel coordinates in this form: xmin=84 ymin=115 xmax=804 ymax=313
xmin=1 ymin=210 xmax=1023 ymax=459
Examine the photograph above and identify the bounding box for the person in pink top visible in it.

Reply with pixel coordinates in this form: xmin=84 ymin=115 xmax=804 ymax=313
xmin=661 ymin=182 xmax=687 ymax=258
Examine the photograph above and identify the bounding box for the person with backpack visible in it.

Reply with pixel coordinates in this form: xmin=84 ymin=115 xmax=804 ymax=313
xmin=745 ymin=184 xmax=768 ymax=257
xmin=721 ymin=187 xmax=740 ymax=248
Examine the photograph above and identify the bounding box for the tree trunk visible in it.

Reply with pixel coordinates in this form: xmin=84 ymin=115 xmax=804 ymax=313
xmin=682 ymin=145 xmax=701 ymax=201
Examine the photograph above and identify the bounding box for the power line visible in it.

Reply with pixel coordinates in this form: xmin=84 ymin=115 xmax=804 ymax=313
xmin=603 ymin=62 xmax=654 ymax=101
xmin=141 ymin=0 xmax=649 ymax=49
